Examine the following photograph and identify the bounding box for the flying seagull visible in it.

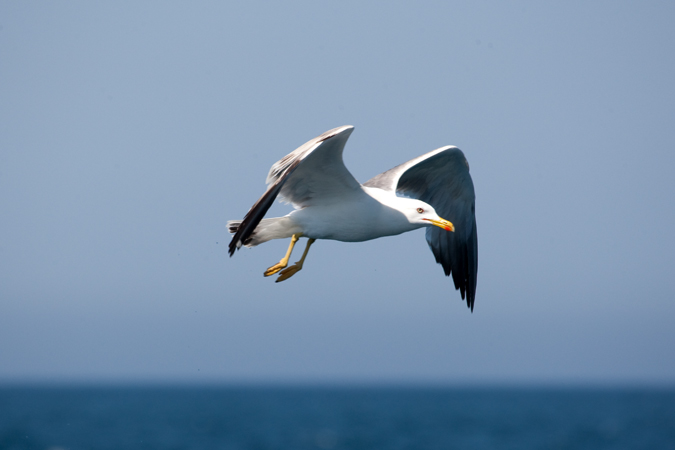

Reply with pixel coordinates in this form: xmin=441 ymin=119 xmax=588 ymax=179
xmin=228 ymin=126 xmax=478 ymax=310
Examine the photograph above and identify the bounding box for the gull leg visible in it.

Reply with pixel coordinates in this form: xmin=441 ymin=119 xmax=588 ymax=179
xmin=264 ymin=234 xmax=302 ymax=277
xmin=276 ymin=238 xmax=316 ymax=283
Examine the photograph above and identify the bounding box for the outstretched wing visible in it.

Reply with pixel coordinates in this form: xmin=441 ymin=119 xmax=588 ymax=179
xmin=364 ymin=147 xmax=478 ymax=310
xmin=229 ymin=125 xmax=360 ymax=256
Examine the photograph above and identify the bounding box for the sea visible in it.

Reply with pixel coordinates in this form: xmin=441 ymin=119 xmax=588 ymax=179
xmin=1 ymin=385 xmax=674 ymax=450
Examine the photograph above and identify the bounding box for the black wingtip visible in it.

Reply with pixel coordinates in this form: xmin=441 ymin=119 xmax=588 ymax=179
xmin=461 ymin=289 xmax=475 ymax=313
xmin=227 ymin=239 xmax=238 ymax=257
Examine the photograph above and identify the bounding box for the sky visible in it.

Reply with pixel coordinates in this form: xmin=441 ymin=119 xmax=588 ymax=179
xmin=1 ymin=1 xmax=674 ymax=385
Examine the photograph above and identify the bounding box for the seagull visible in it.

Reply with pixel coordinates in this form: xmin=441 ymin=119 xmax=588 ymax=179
xmin=228 ymin=125 xmax=478 ymax=310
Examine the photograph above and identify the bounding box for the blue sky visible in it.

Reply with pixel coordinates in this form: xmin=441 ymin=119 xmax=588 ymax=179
xmin=1 ymin=1 xmax=674 ymax=384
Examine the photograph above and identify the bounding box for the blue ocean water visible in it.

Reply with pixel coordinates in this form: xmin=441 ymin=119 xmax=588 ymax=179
xmin=0 ymin=386 xmax=673 ymax=450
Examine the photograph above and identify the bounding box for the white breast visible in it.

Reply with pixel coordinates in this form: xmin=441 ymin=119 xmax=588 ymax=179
xmin=289 ymin=187 xmax=421 ymax=242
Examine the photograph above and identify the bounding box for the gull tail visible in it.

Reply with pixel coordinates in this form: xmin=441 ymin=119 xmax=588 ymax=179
xmin=227 ymin=217 xmax=301 ymax=256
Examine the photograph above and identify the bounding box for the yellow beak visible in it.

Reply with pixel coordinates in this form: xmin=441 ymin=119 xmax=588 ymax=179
xmin=424 ymin=217 xmax=455 ymax=232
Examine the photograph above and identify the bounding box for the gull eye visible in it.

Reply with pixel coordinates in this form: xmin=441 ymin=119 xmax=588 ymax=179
xmin=416 ymin=207 xmax=424 ymax=214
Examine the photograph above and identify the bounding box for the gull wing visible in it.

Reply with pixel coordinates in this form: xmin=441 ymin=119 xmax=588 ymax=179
xmin=364 ymin=146 xmax=478 ymax=310
xmin=229 ymin=125 xmax=360 ymax=256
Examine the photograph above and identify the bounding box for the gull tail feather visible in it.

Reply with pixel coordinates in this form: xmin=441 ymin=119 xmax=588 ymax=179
xmin=227 ymin=217 xmax=301 ymax=251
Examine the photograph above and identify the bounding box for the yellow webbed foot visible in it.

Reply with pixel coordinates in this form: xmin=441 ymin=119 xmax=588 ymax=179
xmin=264 ymin=262 xmax=287 ymax=277
xmin=275 ymin=263 xmax=303 ymax=282
xmin=274 ymin=238 xmax=315 ymax=283
xmin=263 ymin=233 xmax=302 ymax=277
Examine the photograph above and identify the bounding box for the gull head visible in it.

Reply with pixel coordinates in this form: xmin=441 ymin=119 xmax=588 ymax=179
xmin=399 ymin=199 xmax=455 ymax=232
